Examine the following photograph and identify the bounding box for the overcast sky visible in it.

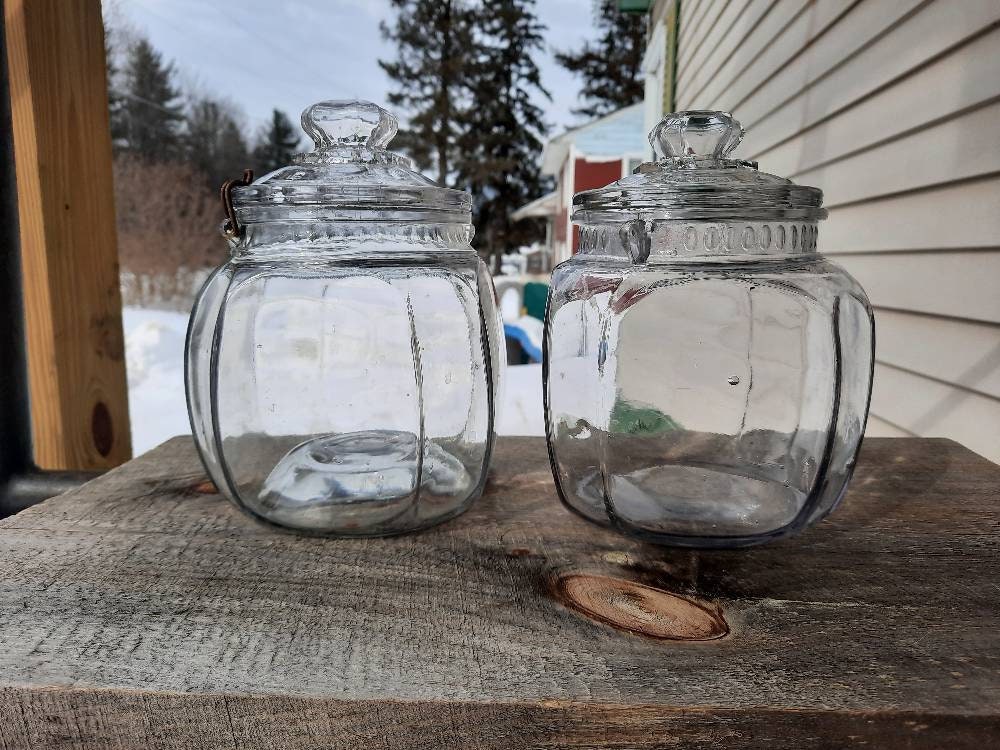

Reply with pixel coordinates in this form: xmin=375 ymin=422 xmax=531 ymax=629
xmin=105 ymin=0 xmax=599 ymax=145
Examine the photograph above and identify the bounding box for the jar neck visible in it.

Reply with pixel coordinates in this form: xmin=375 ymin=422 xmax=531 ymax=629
xmin=576 ymin=220 xmax=819 ymax=263
xmin=228 ymin=221 xmax=475 ymax=262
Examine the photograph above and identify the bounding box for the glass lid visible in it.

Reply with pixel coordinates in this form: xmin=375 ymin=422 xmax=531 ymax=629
xmin=228 ymin=100 xmax=471 ymax=229
xmin=573 ymin=111 xmax=827 ymax=223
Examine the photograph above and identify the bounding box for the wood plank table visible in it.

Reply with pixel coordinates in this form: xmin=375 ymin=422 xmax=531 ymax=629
xmin=1 ymin=437 xmax=998 ymax=749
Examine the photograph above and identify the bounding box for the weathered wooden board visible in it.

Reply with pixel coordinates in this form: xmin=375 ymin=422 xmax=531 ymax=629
xmin=1 ymin=436 xmax=999 ymax=748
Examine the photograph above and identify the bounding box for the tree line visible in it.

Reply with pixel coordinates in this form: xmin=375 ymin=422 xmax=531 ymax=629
xmin=108 ymin=35 xmax=300 ymax=187
xmin=105 ymin=23 xmax=305 ymax=306
xmin=106 ymin=0 xmax=644 ymax=306
xmin=379 ymin=0 xmax=645 ymax=268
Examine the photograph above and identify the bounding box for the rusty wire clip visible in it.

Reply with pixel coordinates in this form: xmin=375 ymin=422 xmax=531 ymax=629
xmin=221 ymin=169 xmax=254 ymax=239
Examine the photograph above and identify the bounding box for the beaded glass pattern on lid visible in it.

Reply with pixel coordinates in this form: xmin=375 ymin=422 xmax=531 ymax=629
xmin=573 ymin=111 xmax=826 ymax=224
xmin=230 ymin=100 xmax=471 ymax=225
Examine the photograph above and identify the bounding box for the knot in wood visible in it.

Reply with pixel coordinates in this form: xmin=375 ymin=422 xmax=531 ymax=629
xmin=555 ymin=573 xmax=728 ymax=641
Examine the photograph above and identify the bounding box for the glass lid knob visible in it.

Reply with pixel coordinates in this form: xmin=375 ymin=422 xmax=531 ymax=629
xmin=301 ymin=100 xmax=398 ymax=152
xmin=649 ymin=110 xmax=744 ymax=161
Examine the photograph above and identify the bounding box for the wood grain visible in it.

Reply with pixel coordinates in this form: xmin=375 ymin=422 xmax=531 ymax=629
xmin=4 ymin=0 xmax=131 ymax=469
xmin=1 ymin=436 xmax=999 ymax=748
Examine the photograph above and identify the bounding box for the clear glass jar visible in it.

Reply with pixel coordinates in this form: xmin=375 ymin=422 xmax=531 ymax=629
xmin=544 ymin=112 xmax=874 ymax=548
xmin=185 ymin=100 xmax=500 ymax=536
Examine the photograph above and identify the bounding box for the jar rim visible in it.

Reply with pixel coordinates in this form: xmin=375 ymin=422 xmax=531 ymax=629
xmin=572 ymin=219 xmax=821 ymax=263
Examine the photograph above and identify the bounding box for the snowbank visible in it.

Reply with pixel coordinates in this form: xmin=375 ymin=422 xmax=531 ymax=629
xmin=123 ymin=306 xmax=546 ymax=456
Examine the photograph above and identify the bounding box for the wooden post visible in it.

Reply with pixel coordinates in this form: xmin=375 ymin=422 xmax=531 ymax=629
xmin=664 ymin=0 xmax=679 ymax=112
xmin=4 ymin=0 xmax=131 ymax=469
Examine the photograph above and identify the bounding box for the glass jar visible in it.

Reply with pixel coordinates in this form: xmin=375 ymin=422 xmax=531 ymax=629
xmin=185 ymin=100 xmax=501 ymax=536
xmin=544 ymin=111 xmax=874 ymax=548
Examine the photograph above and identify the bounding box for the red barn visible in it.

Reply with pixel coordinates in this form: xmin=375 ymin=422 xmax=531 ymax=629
xmin=513 ymin=103 xmax=647 ymax=268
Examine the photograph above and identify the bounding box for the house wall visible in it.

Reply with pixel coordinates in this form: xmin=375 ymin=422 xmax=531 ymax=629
xmin=553 ymin=150 xmax=574 ymax=265
xmin=644 ymin=1 xmax=679 ymax=157
xmin=555 ymin=166 xmax=568 ymax=247
xmin=661 ymin=0 xmax=1000 ymax=461
xmin=571 ymin=157 xmax=627 ymax=254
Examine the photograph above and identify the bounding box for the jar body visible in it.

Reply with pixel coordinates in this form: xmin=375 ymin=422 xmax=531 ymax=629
xmin=186 ymin=236 xmax=496 ymax=536
xmin=544 ymin=223 xmax=874 ymax=547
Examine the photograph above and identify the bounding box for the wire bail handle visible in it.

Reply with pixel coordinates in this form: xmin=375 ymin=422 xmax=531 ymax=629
xmin=221 ymin=169 xmax=254 ymax=239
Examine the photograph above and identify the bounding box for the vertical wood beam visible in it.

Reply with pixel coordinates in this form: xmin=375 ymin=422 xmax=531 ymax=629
xmin=4 ymin=0 xmax=131 ymax=469
xmin=665 ymin=0 xmax=680 ymax=113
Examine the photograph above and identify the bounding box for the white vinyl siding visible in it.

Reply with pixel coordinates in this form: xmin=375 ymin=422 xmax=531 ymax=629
xmin=670 ymin=0 xmax=1000 ymax=461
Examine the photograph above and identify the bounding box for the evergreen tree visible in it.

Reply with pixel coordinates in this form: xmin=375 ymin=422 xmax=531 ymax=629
xmin=103 ymin=20 xmax=127 ymax=152
xmin=461 ymin=0 xmax=550 ymax=267
xmin=555 ymin=0 xmax=645 ymax=119
xmin=252 ymin=109 xmax=300 ymax=174
xmin=119 ymin=38 xmax=185 ymax=161
xmin=378 ymin=0 xmax=474 ymax=185
xmin=186 ymin=97 xmax=250 ymax=189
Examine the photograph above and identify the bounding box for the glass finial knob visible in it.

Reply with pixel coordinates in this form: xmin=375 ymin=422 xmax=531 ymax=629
xmin=301 ymin=100 xmax=398 ymax=152
xmin=649 ymin=110 xmax=744 ymax=161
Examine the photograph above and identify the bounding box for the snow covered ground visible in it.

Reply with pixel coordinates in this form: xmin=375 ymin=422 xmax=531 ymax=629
xmin=123 ymin=307 xmax=192 ymax=456
xmin=496 ymin=361 xmax=545 ymax=436
xmin=123 ymin=306 xmax=546 ymax=456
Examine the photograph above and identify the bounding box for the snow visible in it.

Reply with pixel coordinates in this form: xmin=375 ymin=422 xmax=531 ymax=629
xmin=123 ymin=307 xmax=191 ymax=456
xmin=123 ymin=306 xmax=546 ymax=456
xmin=500 ymin=286 xmax=522 ymax=319
xmin=497 ymin=363 xmax=545 ymax=436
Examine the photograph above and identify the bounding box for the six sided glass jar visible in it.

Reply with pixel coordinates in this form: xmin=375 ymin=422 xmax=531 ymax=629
xmin=185 ymin=100 xmax=500 ymax=536
xmin=544 ymin=111 xmax=874 ymax=548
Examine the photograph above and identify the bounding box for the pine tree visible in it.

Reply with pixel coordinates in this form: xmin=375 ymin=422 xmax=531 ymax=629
xmin=461 ymin=0 xmax=551 ymax=268
xmin=555 ymin=0 xmax=646 ymax=120
xmin=119 ymin=38 xmax=185 ymax=161
xmin=103 ymin=20 xmax=127 ymax=153
xmin=252 ymin=109 xmax=300 ymax=174
xmin=186 ymin=97 xmax=251 ymax=189
xmin=218 ymin=118 xmax=251 ymax=180
xmin=378 ymin=0 xmax=474 ymax=186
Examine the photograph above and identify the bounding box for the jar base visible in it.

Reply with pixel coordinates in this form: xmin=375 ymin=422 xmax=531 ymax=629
xmin=561 ymin=463 xmax=813 ymax=548
xmin=241 ymin=429 xmax=476 ymax=535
